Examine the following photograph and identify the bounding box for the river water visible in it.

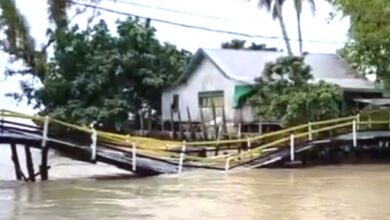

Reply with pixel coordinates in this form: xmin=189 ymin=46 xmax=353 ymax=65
xmin=1 ymin=146 xmax=390 ymax=220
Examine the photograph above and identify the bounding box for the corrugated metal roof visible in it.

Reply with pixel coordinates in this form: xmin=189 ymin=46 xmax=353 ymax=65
xmin=200 ymin=48 xmax=380 ymax=91
xmin=353 ymin=98 xmax=390 ymax=106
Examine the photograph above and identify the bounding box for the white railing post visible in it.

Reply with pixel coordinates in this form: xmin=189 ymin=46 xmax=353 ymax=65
xmin=178 ymin=140 xmax=186 ymax=174
xmin=308 ymin=121 xmax=313 ymax=141
xmin=132 ymin=142 xmax=137 ymax=172
xmin=356 ymin=114 xmax=360 ymax=131
xmin=126 ymin=135 xmax=136 ymax=172
xmin=225 ymin=157 xmax=231 ymax=171
xmin=247 ymin=137 xmax=251 ymax=150
xmin=90 ymin=121 xmax=97 ymax=161
xmin=368 ymin=112 xmax=372 ymax=129
xmin=352 ymin=120 xmax=357 ymax=148
xmin=290 ymin=133 xmax=295 ymax=161
xmin=41 ymin=116 xmax=50 ymax=149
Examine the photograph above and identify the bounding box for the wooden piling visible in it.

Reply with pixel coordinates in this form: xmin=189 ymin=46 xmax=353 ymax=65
xmin=237 ymin=110 xmax=243 ymax=154
xmin=24 ymin=145 xmax=35 ymax=182
xmin=40 ymin=147 xmax=49 ymax=181
xmin=199 ymin=107 xmax=208 ymax=140
xmin=10 ymin=143 xmax=22 ymax=180
xmin=161 ymin=118 xmax=165 ymax=136
xmin=177 ymin=107 xmax=184 ymax=140
xmin=222 ymin=106 xmax=227 ymax=135
xmin=187 ymin=107 xmax=195 ymax=140
xmin=258 ymin=118 xmax=263 ymax=135
xmin=140 ymin=112 xmax=145 ymax=136
xmin=147 ymin=107 xmax=152 ymax=136
xmin=211 ymin=102 xmax=218 ymax=139
xmin=170 ymin=109 xmax=176 ymax=139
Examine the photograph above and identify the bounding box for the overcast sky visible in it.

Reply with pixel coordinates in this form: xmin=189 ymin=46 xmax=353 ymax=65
xmin=0 ymin=0 xmax=349 ymax=113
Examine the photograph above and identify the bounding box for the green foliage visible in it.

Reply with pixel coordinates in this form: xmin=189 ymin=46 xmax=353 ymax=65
xmin=47 ymin=0 xmax=72 ymax=29
xmin=328 ymin=0 xmax=390 ymax=87
xmin=0 ymin=0 xmax=39 ymax=73
xmin=38 ymin=18 xmax=191 ymax=131
xmin=0 ymin=1 xmax=191 ymax=131
xmin=221 ymin=39 xmax=280 ymax=51
xmin=250 ymin=55 xmax=342 ymax=126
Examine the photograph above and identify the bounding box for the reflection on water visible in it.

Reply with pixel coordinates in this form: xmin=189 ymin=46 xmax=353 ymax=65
xmin=1 ymin=164 xmax=390 ymax=220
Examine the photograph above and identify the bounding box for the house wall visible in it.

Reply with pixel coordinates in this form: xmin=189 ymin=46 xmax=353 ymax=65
xmin=161 ymin=58 xmax=255 ymax=124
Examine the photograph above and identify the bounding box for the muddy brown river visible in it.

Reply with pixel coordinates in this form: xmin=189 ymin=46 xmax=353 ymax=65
xmin=1 ymin=147 xmax=390 ymax=220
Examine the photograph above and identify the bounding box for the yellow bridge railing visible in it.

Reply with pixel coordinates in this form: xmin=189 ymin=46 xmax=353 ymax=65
xmin=1 ymin=108 xmax=390 ymax=171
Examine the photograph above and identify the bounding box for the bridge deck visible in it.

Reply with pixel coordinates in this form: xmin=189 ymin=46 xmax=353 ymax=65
xmin=247 ymin=131 xmax=390 ymax=168
xmin=0 ymin=127 xmax=185 ymax=176
xmin=2 ymin=108 xmax=390 ymax=180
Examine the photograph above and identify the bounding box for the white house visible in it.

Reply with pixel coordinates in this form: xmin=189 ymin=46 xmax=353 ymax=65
xmin=161 ymin=48 xmax=382 ymax=130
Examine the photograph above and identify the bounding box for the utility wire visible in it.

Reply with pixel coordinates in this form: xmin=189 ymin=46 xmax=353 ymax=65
xmin=110 ymin=0 xmax=241 ymax=22
xmin=70 ymin=0 xmax=348 ymax=44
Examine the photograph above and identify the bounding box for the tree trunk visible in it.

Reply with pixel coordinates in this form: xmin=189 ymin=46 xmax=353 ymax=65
xmin=275 ymin=2 xmax=293 ymax=56
xmin=296 ymin=11 xmax=303 ymax=54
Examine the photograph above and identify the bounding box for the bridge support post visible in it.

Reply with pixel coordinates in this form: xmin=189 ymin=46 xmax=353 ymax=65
xmin=132 ymin=142 xmax=137 ymax=172
xmin=308 ymin=122 xmax=313 ymax=141
xmin=178 ymin=141 xmax=186 ymax=174
xmin=24 ymin=145 xmax=35 ymax=182
xmin=90 ymin=122 xmax=97 ymax=162
xmin=10 ymin=143 xmax=22 ymax=180
xmin=290 ymin=134 xmax=295 ymax=161
xmin=353 ymin=120 xmax=357 ymax=148
xmin=40 ymin=116 xmax=50 ymax=181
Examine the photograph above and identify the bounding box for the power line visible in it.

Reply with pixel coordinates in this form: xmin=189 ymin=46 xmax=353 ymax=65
xmin=70 ymin=0 xmax=348 ymax=44
xmin=111 ymin=0 xmax=241 ymax=23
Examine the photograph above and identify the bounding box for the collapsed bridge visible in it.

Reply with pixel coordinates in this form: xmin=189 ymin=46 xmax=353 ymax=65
xmin=1 ymin=108 xmax=390 ymax=182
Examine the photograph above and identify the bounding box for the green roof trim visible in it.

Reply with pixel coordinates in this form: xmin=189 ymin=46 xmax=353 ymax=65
xmin=233 ymin=85 xmax=256 ymax=108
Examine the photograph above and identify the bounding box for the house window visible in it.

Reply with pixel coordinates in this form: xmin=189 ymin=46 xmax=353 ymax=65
xmin=171 ymin=94 xmax=179 ymax=112
xmin=198 ymin=91 xmax=224 ymax=108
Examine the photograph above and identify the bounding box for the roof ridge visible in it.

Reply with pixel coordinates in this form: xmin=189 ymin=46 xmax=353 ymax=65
xmin=202 ymin=48 xmax=342 ymax=56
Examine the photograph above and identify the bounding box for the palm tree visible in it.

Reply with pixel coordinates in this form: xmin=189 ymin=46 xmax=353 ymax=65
xmin=0 ymin=0 xmax=74 ymax=103
xmin=294 ymin=0 xmax=316 ymax=54
xmin=47 ymin=0 xmax=72 ymax=29
xmin=254 ymin=0 xmax=316 ymax=55
xmin=0 ymin=0 xmax=74 ymax=80
xmin=256 ymin=0 xmax=292 ymax=56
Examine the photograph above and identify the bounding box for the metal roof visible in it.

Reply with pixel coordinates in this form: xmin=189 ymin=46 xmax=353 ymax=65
xmin=177 ymin=48 xmax=381 ymax=92
xmin=353 ymin=98 xmax=390 ymax=106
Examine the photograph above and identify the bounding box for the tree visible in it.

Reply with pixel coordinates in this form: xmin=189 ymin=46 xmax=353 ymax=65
xmin=249 ymin=0 xmax=316 ymax=55
xmin=255 ymin=0 xmax=293 ymax=56
xmin=249 ymin=55 xmax=342 ymax=126
xmin=327 ymin=0 xmax=390 ymax=88
xmin=0 ymin=1 xmax=191 ymax=131
xmin=294 ymin=0 xmax=316 ymax=54
xmin=221 ymin=39 xmax=246 ymax=49
xmin=221 ymin=39 xmax=280 ymax=51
